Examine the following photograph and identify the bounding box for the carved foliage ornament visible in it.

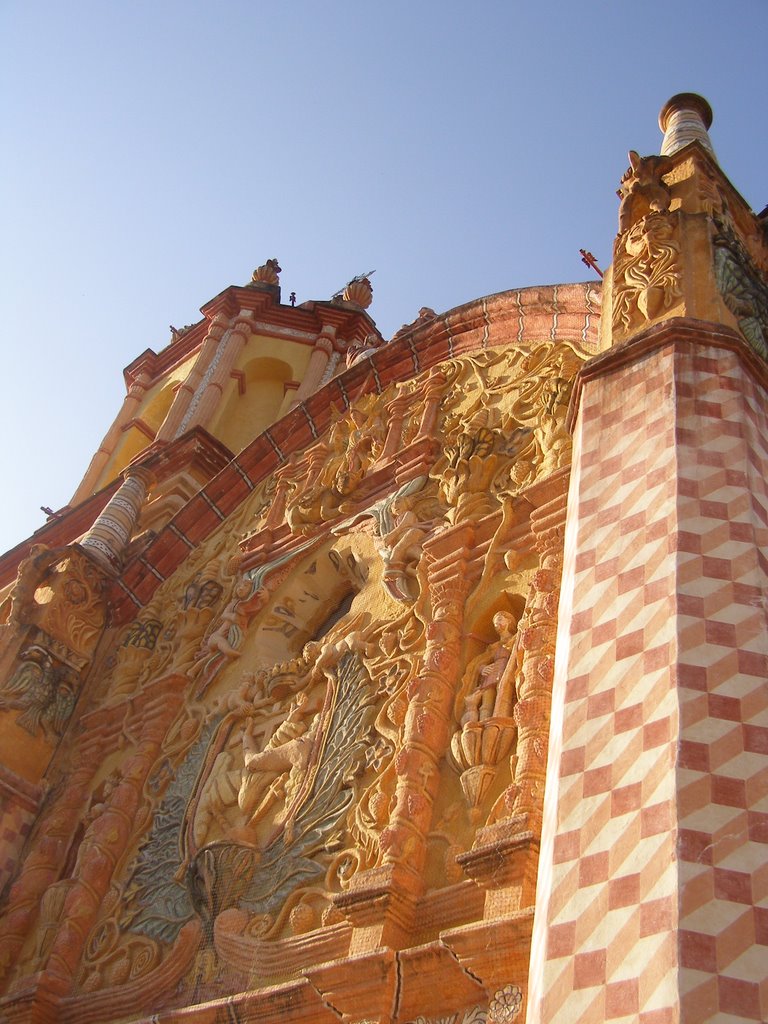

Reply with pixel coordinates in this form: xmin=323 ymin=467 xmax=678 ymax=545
xmin=713 ymin=209 xmax=768 ymax=359
xmin=408 ymin=986 xmax=523 ymax=1024
xmin=613 ymin=212 xmax=682 ymax=332
xmin=54 ymin=340 xmax=585 ymax=1000
xmin=269 ymin=341 xmax=584 ymax=542
xmin=121 ymin=639 xmax=380 ymax=946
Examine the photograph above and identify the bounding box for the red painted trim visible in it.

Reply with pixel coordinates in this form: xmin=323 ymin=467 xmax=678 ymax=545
xmin=120 ymin=418 xmax=156 ymax=441
xmin=108 ymin=282 xmax=602 ymax=622
xmin=230 ymin=369 xmax=246 ymax=395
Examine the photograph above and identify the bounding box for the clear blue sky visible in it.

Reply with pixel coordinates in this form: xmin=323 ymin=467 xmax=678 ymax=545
xmin=1 ymin=1 xmax=766 ymax=555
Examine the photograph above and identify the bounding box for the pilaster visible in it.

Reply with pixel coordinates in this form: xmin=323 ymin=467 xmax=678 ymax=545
xmin=155 ymin=311 xmax=229 ymax=441
xmin=529 ymin=320 xmax=768 ymax=1024
xmin=287 ymin=325 xmax=336 ymax=410
xmin=70 ymin=372 xmax=151 ymax=505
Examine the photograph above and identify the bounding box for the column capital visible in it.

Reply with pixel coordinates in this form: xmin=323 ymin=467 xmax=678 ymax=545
xmin=121 ymin=464 xmax=155 ymax=489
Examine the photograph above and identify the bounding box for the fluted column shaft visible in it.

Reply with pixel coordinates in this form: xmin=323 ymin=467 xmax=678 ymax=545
xmin=70 ymin=373 xmax=151 ymax=504
xmin=155 ymin=313 xmax=229 ymax=441
xmin=288 ymin=326 xmax=336 ymax=410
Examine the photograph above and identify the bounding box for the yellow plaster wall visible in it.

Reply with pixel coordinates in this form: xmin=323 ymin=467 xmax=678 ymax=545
xmin=209 ymin=337 xmax=312 ymax=454
xmin=95 ymin=356 xmax=197 ymax=487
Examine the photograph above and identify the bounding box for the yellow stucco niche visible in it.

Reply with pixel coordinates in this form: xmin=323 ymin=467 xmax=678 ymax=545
xmin=210 ymin=340 xmax=311 ymax=455
xmin=95 ymin=356 xmax=197 ymax=488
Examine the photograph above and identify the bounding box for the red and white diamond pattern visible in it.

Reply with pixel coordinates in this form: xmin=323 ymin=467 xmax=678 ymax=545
xmin=529 ymin=341 xmax=768 ymax=1024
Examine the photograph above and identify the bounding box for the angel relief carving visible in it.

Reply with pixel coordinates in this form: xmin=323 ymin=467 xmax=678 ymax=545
xmin=68 ymin=341 xmax=590 ymax=996
xmin=279 ymin=398 xmax=387 ymax=532
xmin=430 ymin=343 xmax=583 ymax=518
xmin=119 ymin=630 xmax=395 ymax=960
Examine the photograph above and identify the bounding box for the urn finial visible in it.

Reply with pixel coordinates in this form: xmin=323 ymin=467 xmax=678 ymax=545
xmin=251 ymin=258 xmax=282 ymax=286
xmin=342 ymin=275 xmax=374 ymax=309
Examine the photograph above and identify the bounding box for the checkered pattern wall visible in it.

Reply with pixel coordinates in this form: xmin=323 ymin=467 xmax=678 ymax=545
xmin=0 ymin=771 xmax=39 ymax=897
xmin=529 ymin=336 xmax=768 ymax=1024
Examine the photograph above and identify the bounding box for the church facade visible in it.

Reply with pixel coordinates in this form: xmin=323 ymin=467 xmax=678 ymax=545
xmin=0 ymin=94 xmax=766 ymax=1024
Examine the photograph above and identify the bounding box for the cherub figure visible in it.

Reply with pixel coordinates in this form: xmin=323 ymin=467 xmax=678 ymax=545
xmin=190 ymin=578 xmax=266 ymax=677
xmin=237 ymin=691 xmax=320 ymax=837
xmin=378 ymin=495 xmax=432 ymax=602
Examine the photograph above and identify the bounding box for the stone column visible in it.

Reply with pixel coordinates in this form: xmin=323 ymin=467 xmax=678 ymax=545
xmin=179 ymin=311 xmax=253 ymax=433
xmin=510 ymin=490 xmax=566 ymax=834
xmin=416 ymin=368 xmax=447 ymax=438
xmin=0 ymin=760 xmax=96 ymax=987
xmin=379 ymin=389 xmax=411 ymax=463
xmin=659 ymin=92 xmax=716 ymax=159
xmin=43 ymin=678 xmax=187 ymax=989
xmin=287 ymin=326 xmax=336 ymax=410
xmin=156 ymin=313 xmax=229 ymax=441
xmin=70 ymin=372 xmax=151 ymax=505
xmin=80 ymin=466 xmax=154 ymax=572
xmin=336 ymin=524 xmax=479 ymax=955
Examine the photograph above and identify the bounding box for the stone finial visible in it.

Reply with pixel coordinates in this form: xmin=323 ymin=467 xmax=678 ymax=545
xmin=251 ymin=259 xmax=282 ymax=286
xmin=659 ymin=93 xmax=716 ymax=160
xmin=343 ymin=275 xmax=373 ymax=309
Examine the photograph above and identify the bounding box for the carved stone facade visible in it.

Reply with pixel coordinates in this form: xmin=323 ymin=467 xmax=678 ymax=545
xmin=1 ymin=94 xmax=767 ymax=1024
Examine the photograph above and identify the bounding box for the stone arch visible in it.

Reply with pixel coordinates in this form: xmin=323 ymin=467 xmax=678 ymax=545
xmin=213 ymin=356 xmax=294 ymax=455
xmin=108 ymin=381 xmax=178 ymax=474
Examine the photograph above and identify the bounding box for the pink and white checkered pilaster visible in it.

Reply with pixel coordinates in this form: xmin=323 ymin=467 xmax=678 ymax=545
xmin=529 ymin=325 xmax=768 ymax=1024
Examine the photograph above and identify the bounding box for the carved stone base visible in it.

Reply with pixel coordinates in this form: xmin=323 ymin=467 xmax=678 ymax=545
xmin=457 ymin=820 xmax=539 ymax=918
xmin=441 ymin=910 xmax=535 ymax=995
xmin=333 ymin=863 xmax=420 ymax=955
xmin=305 ymin=947 xmax=398 ymax=1024
xmin=396 ymin=940 xmax=487 ymax=1023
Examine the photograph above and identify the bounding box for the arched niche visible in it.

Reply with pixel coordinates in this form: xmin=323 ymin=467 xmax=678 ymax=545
xmin=212 ymin=356 xmax=294 ymax=456
xmin=103 ymin=382 xmax=178 ymax=481
xmin=210 ymin=535 xmax=374 ymax=701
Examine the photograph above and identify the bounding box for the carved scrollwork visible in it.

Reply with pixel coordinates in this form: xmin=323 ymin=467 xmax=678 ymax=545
xmin=13 ymin=334 xmax=587 ymax=1008
xmin=613 ymin=212 xmax=682 ymax=332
